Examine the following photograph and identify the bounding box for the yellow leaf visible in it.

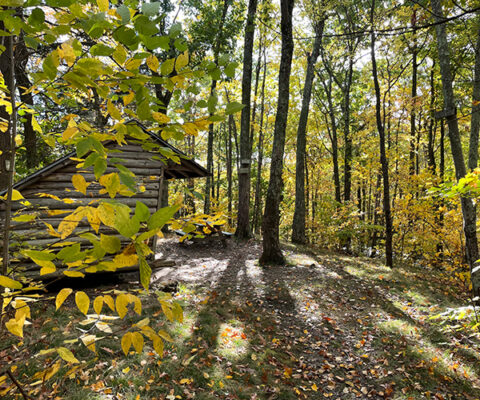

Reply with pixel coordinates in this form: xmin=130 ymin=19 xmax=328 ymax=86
xmin=38 ymin=262 xmax=56 ymax=275
xmin=113 ymin=45 xmax=127 ymax=65
xmin=57 ymin=347 xmax=79 ymax=364
xmin=128 ymin=294 xmax=142 ymax=315
xmin=312 ymin=383 xmax=318 ymax=391
xmin=125 ymin=58 xmax=142 ymax=71
xmin=11 ymin=189 xmax=24 ymax=201
xmin=81 ymin=334 xmax=96 ymax=353
xmin=0 ymin=275 xmax=22 ymax=289
xmin=63 ymin=271 xmax=85 ymax=278
xmin=31 ymin=115 xmax=42 ymax=133
xmin=62 ymin=126 xmax=79 ymax=141
xmin=93 ymin=296 xmax=103 ymax=314
xmin=157 ymin=329 xmax=173 ymax=342
xmin=180 ymin=378 xmax=192 ymax=384
xmin=116 ymin=293 xmax=129 ymax=319
xmin=175 ymin=51 xmax=189 ymax=71
xmin=103 ymin=295 xmax=115 ymax=311
xmin=121 ymin=332 xmax=132 ymax=355
xmin=152 ymin=335 xmax=164 ymax=357
xmin=72 ymin=174 xmax=88 ymax=195
xmin=56 ymin=288 xmax=73 ymax=310
xmin=122 ymin=367 xmax=130 ymax=373
xmin=113 ymin=252 xmax=138 ymax=268
xmin=131 ymin=332 xmax=144 ymax=353
xmin=97 ymin=203 xmax=116 ymax=227
xmin=15 ymin=135 xmax=22 ymax=146
xmin=61 ymin=42 xmax=76 ymax=66
xmin=6 ymin=316 xmax=24 ymax=337
xmin=152 ymin=112 xmax=171 ymax=124
xmin=107 ymin=99 xmax=122 ymax=120
xmin=182 ymin=122 xmax=198 ymax=136
xmin=75 ymin=291 xmax=90 ymax=315
xmin=146 ymin=55 xmax=159 ymax=72
xmin=97 ymin=0 xmax=109 ymax=12
xmin=123 ymin=91 xmax=134 ymax=106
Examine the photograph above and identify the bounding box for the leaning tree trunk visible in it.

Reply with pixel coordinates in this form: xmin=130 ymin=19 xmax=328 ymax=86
xmin=260 ymin=0 xmax=295 ymax=265
xmin=236 ymin=0 xmax=258 ymax=238
xmin=292 ymin=18 xmax=324 ymax=244
xmin=431 ymin=0 xmax=480 ymax=295
xmin=371 ymin=0 xmax=393 ymax=268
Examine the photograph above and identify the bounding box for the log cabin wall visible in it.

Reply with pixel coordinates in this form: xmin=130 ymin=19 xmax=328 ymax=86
xmin=0 ymin=140 xmax=165 ymax=256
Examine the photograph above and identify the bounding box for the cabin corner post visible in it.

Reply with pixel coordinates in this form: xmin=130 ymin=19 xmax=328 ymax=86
xmin=152 ymin=166 xmax=165 ymax=254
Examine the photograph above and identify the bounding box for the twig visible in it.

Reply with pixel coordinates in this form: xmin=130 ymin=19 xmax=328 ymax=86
xmin=6 ymin=369 xmax=34 ymax=400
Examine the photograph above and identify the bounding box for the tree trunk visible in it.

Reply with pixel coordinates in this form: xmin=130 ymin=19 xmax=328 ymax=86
xmin=0 ymin=24 xmax=13 ymax=192
xmin=371 ymin=0 xmax=393 ymax=268
xmin=292 ymin=18 xmax=324 ymax=244
xmin=253 ymin=53 xmax=267 ymax=234
xmin=431 ymin=0 xmax=480 ymax=295
xmin=227 ymin=116 xmax=233 ymax=225
xmin=409 ymin=9 xmax=418 ymax=175
xmin=236 ymin=0 xmax=258 ymax=238
xmin=260 ymin=0 xmax=294 ymax=265
xmin=204 ymin=0 xmax=231 ymax=214
xmin=343 ymin=57 xmax=354 ymax=203
xmin=469 ymin=15 xmax=480 ymax=171
xmin=427 ymin=61 xmax=437 ymax=172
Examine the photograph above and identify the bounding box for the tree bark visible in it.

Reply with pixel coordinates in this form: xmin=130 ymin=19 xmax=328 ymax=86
xmin=469 ymin=14 xmax=480 ymax=171
xmin=371 ymin=0 xmax=393 ymax=268
xmin=0 ymin=23 xmax=13 ymax=192
xmin=204 ymin=0 xmax=231 ymax=214
xmin=260 ymin=0 xmax=294 ymax=265
xmin=409 ymin=9 xmax=418 ymax=176
xmin=431 ymin=0 xmax=480 ymax=294
xmin=292 ymin=18 xmax=324 ymax=244
xmin=236 ymin=0 xmax=258 ymax=238
xmin=253 ymin=52 xmax=267 ymax=234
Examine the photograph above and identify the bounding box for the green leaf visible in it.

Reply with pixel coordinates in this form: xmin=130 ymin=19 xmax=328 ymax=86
xmin=91 ymin=43 xmax=114 ymax=56
xmin=224 ymin=61 xmax=238 ymax=78
xmin=100 ymin=234 xmax=121 ymax=254
xmin=169 ymin=23 xmax=181 ymax=38
xmin=141 ymin=2 xmax=160 ymax=16
xmin=23 ymin=249 xmax=55 ymax=261
xmin=139 ymin=257 xmax=152 ymax=290
xmin=76 ymin=138 xmax=92 ymax=157
xmin=116 ymin=5 xmax=130 ymax=24
xmin=225 ymin=102 xmax=245 ymax=115
xmin=160 ymin=59 xmax=175 ymax=76
xmin=147 ymin=204 xmax=180 ymax=231
xmin=134 ymin=15 xmax=158 ymax=36
xmin=43 ymin=53 xmax=58 ymax=80
xmin=115 ymin=207 xmax=141 ymax=238
xmin=94 ymin=157 xmax=107 ymax=180
xmin=135 ymin=201 xmax=150 ymax=222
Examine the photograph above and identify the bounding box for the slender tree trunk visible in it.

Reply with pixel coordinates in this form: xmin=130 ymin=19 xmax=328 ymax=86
xmin=292 ymin=19 xmax=324 ymax=244
xmin=227 ymin=116 xmax=233 ymax=225
xmin=427 ymin=61 xmax=437 ymax=172
xmin=260 ymin=0 xmax=294 ymax=265
xmin=253 ymin=54 xmax=267 ymax=234
xmin=409 ymin=9 xmax=417 ymax=175
xmin=371 ymin=0 xmax=393 ymax=268
xmin=431 ymin=0 xmax=480 ymax=294
xmin=343 ymin=57 xmax=354 ymax=203
xmin=2 ymin=35 xmax=16 ymax=275
xmin=0 ymin=24 xmax=13 ymax=192
xmin=469 ymin=15 xmax=480 ymax=171
xmin=205 ymin=0 xmax=230 ymax=214
xmin=321 ymin=75 xmax=341 ymax=204
xmin=236 ymin=0 xmax=258 ymax=238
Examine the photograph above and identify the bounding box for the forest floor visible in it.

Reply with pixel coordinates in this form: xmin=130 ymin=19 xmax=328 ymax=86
xmin=3 ymin=237 xmax=480 ymax=399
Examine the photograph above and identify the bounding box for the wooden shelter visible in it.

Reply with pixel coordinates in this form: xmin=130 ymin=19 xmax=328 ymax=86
xmin=0 ymin=121 xmax=209 ymax=258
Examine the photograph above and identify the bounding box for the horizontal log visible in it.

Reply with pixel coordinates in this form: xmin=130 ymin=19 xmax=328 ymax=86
xmin=25 ymin=181 xmax=162 ymax=191
xmin=24 ymin=259 xmax=176 ymax=281
xmin=3 ymin=197 xmax=159 ymax=211
xmin=61 ymin=165 xmax=162 ymax=176
xmin=41 ymin=173 xmax=161 ymax=183
xmin=20 ymin=189 xmax=160 ymax=200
